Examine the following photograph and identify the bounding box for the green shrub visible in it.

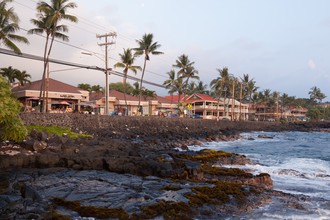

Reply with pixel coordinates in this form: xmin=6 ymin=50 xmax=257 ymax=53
xmin=0 ymin=76 xmax=27 ymax=142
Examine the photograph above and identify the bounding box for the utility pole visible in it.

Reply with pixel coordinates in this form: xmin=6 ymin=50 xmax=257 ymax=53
xmin=231 ymin=79 xmax=236 ymax=121
xmin=96 ymin=32 xmax=117 ymax=115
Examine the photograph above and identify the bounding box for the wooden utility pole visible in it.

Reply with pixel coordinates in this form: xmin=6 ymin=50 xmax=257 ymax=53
xmin=231 ymin=79 xmax=236 ymax=121
xmin=239 ymin=82 xmax=242 ymax=121
xmin=96 ymin=32 xmax=117 ymax=115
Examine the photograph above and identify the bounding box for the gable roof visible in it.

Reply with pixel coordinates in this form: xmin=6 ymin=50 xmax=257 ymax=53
xmin=164 ymin=94 xmax=217 ymax=103
xmin=12 ymin=78 xmax=84 ymax=94
xmin=89 ymin=90 xmax=140 ymax=101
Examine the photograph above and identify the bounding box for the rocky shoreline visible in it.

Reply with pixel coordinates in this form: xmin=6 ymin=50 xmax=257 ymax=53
xmin=1 ymin=114 xmax=330 ymax=219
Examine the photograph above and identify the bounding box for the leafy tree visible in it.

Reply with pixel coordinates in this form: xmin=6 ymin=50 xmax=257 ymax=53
xmin=306 ymin=106 xmax=323 ymax=121
xmin=0 ymin=75 xmax=27 ymax=142
xmin=109 ymin=82 xmax=134 ymax=94
xmin=133 ymin=33 xmax=163 ymax=113
xmin=28 ymin=0 xmax=78 ymax=112
xmin=91 ymin=84 xmax=103 ymax=93
xmin=114 ymin=48 xmax=141 ymax=115
xmin=0 ymin=0 xmax=29 ymax=54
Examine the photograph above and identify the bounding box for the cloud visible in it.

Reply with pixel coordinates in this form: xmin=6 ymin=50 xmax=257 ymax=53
xmin=308 ymin=59 xmax=316 ymax=70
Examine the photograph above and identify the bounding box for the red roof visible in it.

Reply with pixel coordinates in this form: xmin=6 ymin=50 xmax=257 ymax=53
xmin=164 ymin=94 xmax=217 ymax=102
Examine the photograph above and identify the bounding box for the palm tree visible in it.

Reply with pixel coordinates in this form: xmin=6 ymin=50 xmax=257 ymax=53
xmin=187 ymin=81 xmax=208 ymax=95
xmin=0 ymin=0 xmax=29 ymax=54
xmin=132 ymin=82 xmax=140 ymax=96
xmin=210 ymin=67 xmax=232 ymax=117
xmin=163 ymin=69 xmax=176 ymax=105
xmin=261 ymin=89 xmax=272 ymax=121
xmin=14 ymin=69 xmax=31 ymax=86
xmin=173 ymin=54 xmax=199 ymax=99
xmin=0 ymin=66 xmax=31 ymax=86
xmin=114 ymin=48 xmax=141 ymax=115
xmin=0 ymin=66 xmax=15 ymax=83
xmin=133 ymin=33 xmax=163 ymax=114
xmin=77 ymin=83 xmax=91 ymax=92
xmin=240 ymin=74 xmax=258 ymax=103
xmin=309 ymin=86 xmax=326 ymax=104
xmin=28 ymin=0 xmax=78 ymax=112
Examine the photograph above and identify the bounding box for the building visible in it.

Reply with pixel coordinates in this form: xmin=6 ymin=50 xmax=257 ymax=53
xmin=164 ymin=94 xmax=248 ymax=120
xmin=12 ymin=78 xmax=89 ymax=113
xmin=89 ymin=90 xmax=178 ymax=116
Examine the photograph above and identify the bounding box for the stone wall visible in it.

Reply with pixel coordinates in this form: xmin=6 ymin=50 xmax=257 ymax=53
xmin=20 ymin=113 xmax=329 ymax=138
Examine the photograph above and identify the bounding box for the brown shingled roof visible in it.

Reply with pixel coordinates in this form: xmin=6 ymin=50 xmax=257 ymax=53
xmin=12 ymin=78 xmax=84 ymax=94
xmin=89 ymin=90 xmax=140 ymax=101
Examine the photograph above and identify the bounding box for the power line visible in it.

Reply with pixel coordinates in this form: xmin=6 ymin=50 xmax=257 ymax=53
xmin=11 ymin=1 xmax=171 ymax=79
xmin=0 ymin=48 xmax=166 ymax=89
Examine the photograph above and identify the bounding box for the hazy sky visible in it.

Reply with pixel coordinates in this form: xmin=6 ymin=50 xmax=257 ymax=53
xmin=2 ymin=0 xmax=330 ymax=101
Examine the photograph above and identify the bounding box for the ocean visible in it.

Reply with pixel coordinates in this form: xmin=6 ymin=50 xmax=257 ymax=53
xmin=188 ymin=131 xmax=330 ymax=220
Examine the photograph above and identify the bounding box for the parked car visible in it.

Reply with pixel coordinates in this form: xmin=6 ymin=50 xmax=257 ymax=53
xmin=190 ymin=114 xmax=202 ymax=119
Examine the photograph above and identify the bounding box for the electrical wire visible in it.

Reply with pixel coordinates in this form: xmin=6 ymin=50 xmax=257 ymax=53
xmin=0 ymin=48 xmax=167 ymax=88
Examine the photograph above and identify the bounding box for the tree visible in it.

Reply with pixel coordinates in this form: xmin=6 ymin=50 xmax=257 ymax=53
xmin=210 ymin=67 xmax=232 ymax=117
xmin=306 ymin=106 xmax=323 ymax=121
xmin=163 ymin=69 xmax=177 ymax=105
xmin=114 ymin=48 xmax=141 ymax=115
xmin=309 ymin=86 xmax=326 ymax=104
xmin=133 ymin=33 xmax=163 ymax=114
xmin=0 ymin=75 xmax=27 ymax=142
xmin=28 ymin=0 xmax=78 ymax=112
xmin=109 ymin=82 xmax=134 ymax=94
xmin=0 ymin=0 xmax=29 ymax=54
xmin=77 ymin=83 xmax=91 ymax=92
xmin=173 ymin=54 xmax=199 ymax=98
xmin=0 ymin=66 xmax=31 ymax=86
xmin=91 ymin=85 xmax=103 ymax=93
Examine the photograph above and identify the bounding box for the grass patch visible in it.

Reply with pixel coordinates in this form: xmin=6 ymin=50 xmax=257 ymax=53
xmin=135 ymin=200 xmax=193 ymax=220
xmin=186 ymin=181 xmax=247 ymax=206
xmin=27 ymin=125 xmax=92 ymax=139
xmin=173 ymin=149 xmax=237 ymax=163
xmin=201 ymin=164 xmax=253 ymax=178
xmin=52 ymin=198 xmax=129 ymax=219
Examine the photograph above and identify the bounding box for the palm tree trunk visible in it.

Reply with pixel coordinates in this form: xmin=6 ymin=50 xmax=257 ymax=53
xmin=38 ymin=36 xmax=50 ymax=112
xmin=123 ymin=69 xmax=128 ymax=116
xmin=138 ymin=58 xmax=147 ymax=116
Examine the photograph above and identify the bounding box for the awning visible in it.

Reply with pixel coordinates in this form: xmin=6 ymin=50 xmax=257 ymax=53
xmin=51 ymin=101 xmax=70 ymax=105
xmin=26 ymin=97 xmax=40 ymax=100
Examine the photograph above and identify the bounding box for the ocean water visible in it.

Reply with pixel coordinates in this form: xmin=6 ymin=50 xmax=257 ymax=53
xmin=188 ymin=131 xmax=330 ymax=220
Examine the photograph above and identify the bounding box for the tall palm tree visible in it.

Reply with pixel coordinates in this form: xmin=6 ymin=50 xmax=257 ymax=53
xmin=261 ymin=89 xmax=272 ymax=121
xmin=173 ymin=54 xmax=195 ymax=75
xmin=240 ymin=74 xmax=258 ymax=103
xmin=0 ymin=0 xmax=29 ymax=54
xmin=114 ymin=48 xmax=141 ymax=115
xmin=28 ymin=0 xmax=78 ymax=112
xmin=210 ymin=67 xmax=232 ymax=117
xmin=133 ymin=33 xmax=163 ymax=114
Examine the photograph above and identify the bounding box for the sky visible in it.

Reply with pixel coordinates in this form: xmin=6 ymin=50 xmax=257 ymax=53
xmin=1 ymin=0 xmax=330 ymax=101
